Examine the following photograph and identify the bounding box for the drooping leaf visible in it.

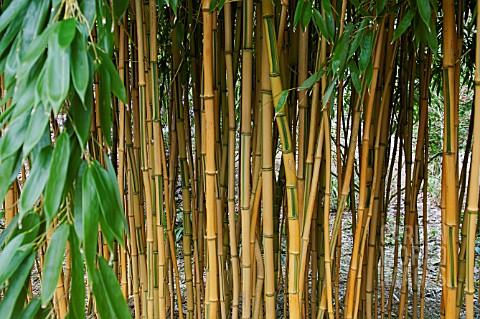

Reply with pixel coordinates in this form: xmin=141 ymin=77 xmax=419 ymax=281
xmin=90 ymin=161 xmax=125 ymax=245
xmin=41 ymin=224 xmax=69 ymax=306
xmin=97 ymin=257 xmax=132 ymax=318
xmin=323 ymin=79 xmax=336 ymax=107
xmin=70 ymin=72 xmax=93 ymax=147
xmin=18 ymin=298 xmax=41 ymax=319
xmin=299 ymin=70 xmax=324 ymax=90
xmin=105 ymin=154 xmax=128 ymax=236
xmin=313 ymin=9 xmax=330 ymax=41
xmin=0 ymin=112 xmax=29 ymax=161
xmin=359 ymin=29 xmax=374 ymax=73
xmin=0 ymin=150 xmax=21 ymax=204
xmin=349 ymin=20 xmax=367 ymax=58
xmin=376 ymin=0 xmax=386 ymax=16
xmin=275 ymin=90 xmax=289 ymax=114
xmin=0 ymin=253 xmax=35 ymax=318
xmin=71 ymin=33 xmax=89 ymax=103
xmin=322 ymin=0 xmax=335 ymax=40
xmin=69 ymin=229 xmax=86 ymax=319
xmin=82 ymin=166 xmax=99 ymax=273
xmin=417 ymin=0 xmax=432 ymax=30
xmin=0 ymin=0 xmax=29 ymax=34
xmin=44 ymin=132 xmax=71 ymax=225
xmin=97 ymin=64 xmax=112 ymax=147
xmin=392 ymin=9 xmax=416 ymax=42
xmin=20 ymin=0 xmax=50 ymax=55
xmin=44 ymin=28 xmax=70 ymax=115
xmin=301 ymin=1 xmax=313 ymax=30
xmin=97 ymin=49 xmax=127 ymax=103
xmin=0 ymin=234 xmax=32 ymax=286
xmin=294 ymin=0 xmax=306 ymax=28
xmin=113 ymin=0 xmax=129 ymax=20
xmin=23 ymin=104 xmax=49 ymax=157
xmin=332 ymin=32 xmax=349 ymax=75
xmin=0 ymin=214 xmax=19 ymax=249
xmin=18 ymin=146 xmax=53 ymax=215
xmin=348 ymin=60 xmax=362 ymax=93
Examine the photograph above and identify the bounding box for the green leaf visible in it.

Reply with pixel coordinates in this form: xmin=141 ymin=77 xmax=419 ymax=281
xmin=41 ymin=224 xmax=69 ymax=306
xmin=0 ymin=0 xmax=29 ymax=34
xmin=417 ymin=0 xmax=431 ymax=30
xmin=18 ymin=146 xmax=53 ymax=215
xmin=20 ymin=23 xmax=55 ymax=70
xmin=0 ymin=253 xmax=34 ymax=318
xmin=71 ymin=33 xmax=89 ymax=103
xmin=70 ymin=75 xmax=93 ymax=147
xmin=113 ymin=0 xmax=129 ymax=20
xmin=23 ymin=104 xmax=49 ymax=156
xmin=80 ymin=0 xmax=95 ymax=30
xmin=0 ymin=15 xmax=22 ymax=58
xmin=0 ymin=151 xmax=21 ymax=204
xmin=322 ymin=0 xmax=335 ymax=40
xmin=301 ymin=1 xmax=313 ymax=30
xmin=91 ymin=161 xmax=125 ymax=245
xmin=313 ymin=9 xmax=330 ymax=41
xmin=0 ymin=234 xmax=31 ymax=286
xmin=294 ymin=0 xmax=306 ymax=28
xmin=73 ymin=163 xmax=86 ymax=243
xmin=44 ymin=30 xmax=70 ymax=115
xmin=0 ymin=215 xmax=19 ymax=249
xmin=0 ymin=113 xmax=29 ymax=161
xmin=69 ymin=229 xmax=86 ymax=319
xmin=359 ymin=29 xmax=374 ymax=73
xmin=275 ymin=90 xmax=289 ymax=114
xmin=392 ymin=9 xmax=415 ymax=42
xmin=425 ymin=17 xmax=438 ymax=53
xmin=82 ymin=166 xmax=99 ymax=273
xmin=323 ymin=80 xmax=336 ymax=107
xmin=349 ymin=21 xmax=366 ymax=58
xmin=332 ymin=32 xmax=349 ymax=75
xmin=376 ymin=0 xmax=386 ymax=15
xmin=105 ymin=154 xmax=128 ymax=238
xmin=299 ymin=70 xmax=324 ymax=90
xmin=97 ymin=257 xmax=132 ymax=318
xmin=44 ymin=132 xmax=71 ymax=225
xmin=97 ymin=49 xmax=127 ymax=103
xmin=98 ymin=64 xmax=112 ymax=147
xmin=18 ymin=298 xmax=41 ymax=319
xmin=348 ymin=60 xmax=362 ymax=93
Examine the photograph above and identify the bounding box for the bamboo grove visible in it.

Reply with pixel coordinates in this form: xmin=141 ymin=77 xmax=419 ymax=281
xmin=1 ymin=0 xmax=480 ymax=318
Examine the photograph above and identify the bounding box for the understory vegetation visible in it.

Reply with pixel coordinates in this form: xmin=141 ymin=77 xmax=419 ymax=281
xmin=1 ymin=0 xmax=480 ymax=318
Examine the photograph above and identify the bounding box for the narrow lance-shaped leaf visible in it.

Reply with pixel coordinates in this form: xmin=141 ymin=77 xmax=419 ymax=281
xmin=41 ymin=223 xmax=70 ymax=306
xmin=18 ymin=146 xmax=53 ymax=215
xmin=44 ymin=132 xmax=71 ymax=225
xmin=0 ymin=253 xmax=35 ymax=318
xmin=0 ymin=0 xmax=29 ymax=34
xmin=71 ymin=30 xmax=89 ymax=103
xmin=392 ymin=9 xmax=416 ymax=42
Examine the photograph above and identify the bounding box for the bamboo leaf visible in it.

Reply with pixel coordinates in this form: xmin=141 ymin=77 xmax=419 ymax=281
xmin=23 ymin=104 xmax=49 ymax=157
xmin=376 ymin=0 xmax=387 ymax=15
xmin=69 ymin=228 xmax=86 ymax=319
xmin=58 ymin=18 xmax=76 ymax=48
xmin=97 ymin=62 xmax=112 ymax=147
xmin=392 ymin=9 xmax=415 ymax=42
xmin=313 ymin=9 xmax=330 ymax=41
xmin=91 ymin=160 xmax=125 ymax=246
xmin=299 ymin=70 xmax=324 ymax=90
xmin=294 ymin=0 xmax=305 ymax=28
xmin=322 ymin=0 xmax=335 ymax=39
xmin=90 ymin=257 xmax=131 ymax=318
xmin=348 ymin=60 xmax=362 ymax=93
xmin=70 ymin=73 xmax=93 ymax=147
xmin=332 ymin=32 xmax=349 ymax=75
xmin=113 ymin=0 xmax=129 ymax=20
xmin=18 ymin=298 xmax=41 ymax=319
xmin=0 ymin=0 xmax=29 ymax=34
xmin=359 ymin=29 xmax=374 ymax=73
xmin=0 ymin=234 xmax=31 ymax=286
xmin=323 ymin=80 xmax=336 ymax=107
xmin=82 ymin=166 xmax=99 ymax=273
xmin=71 ymin=33 xmax=89 ymax=103
xmin=0 ymin=151 xmax=21 ymax=204
xmin=275 ymin=90 xmax=289 ymax=114
xmin=0 ymin=113 xmax=29 ymax=161
xmin=97 ymin=49 xmax=127 ymax=103
xmin=41 ymin=224 xmax=70 ymax=306
xmin=425 ymin=17 xmax=438 ymax=53
xmin=301 ymin=2 xmax=313 ymax=30
xmin=0 ymin=253 xmax=35 ymax=318
xmin=44 ymin=132 xmax=71 ymax=225
xmin=18 ymin=146 xmax=53 ymax=215
xmin=44 ymin=29 xmax=70 ymax=115
xmin=349 ymin=21 xmax=366 ymax=58
xmin=417 ymin=0 xmax=432 ymax=30
xmin=105 ymin=154 xmax=129 ymax=238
